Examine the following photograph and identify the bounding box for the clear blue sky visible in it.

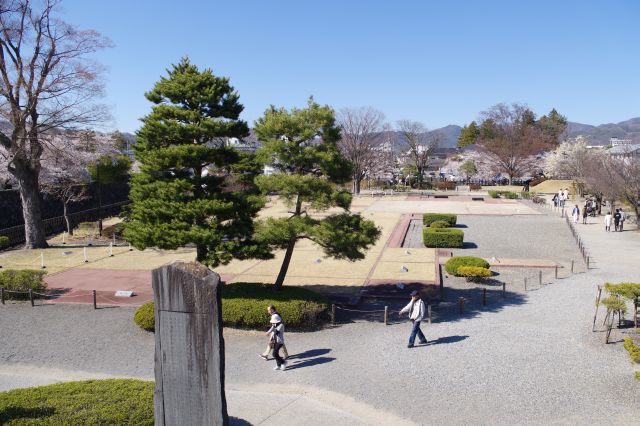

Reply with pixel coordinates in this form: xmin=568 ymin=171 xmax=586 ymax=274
xmin=63 ymin=0 xmax=639 ymax=133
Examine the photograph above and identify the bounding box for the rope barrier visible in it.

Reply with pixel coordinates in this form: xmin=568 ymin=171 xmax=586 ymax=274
xmin=333 ymin=305 xmax=388 ymax=313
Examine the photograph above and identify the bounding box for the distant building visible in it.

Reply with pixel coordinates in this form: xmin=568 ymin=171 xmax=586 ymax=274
xmin=609 ymin=137 xmax=633 ymax=147
xmin=606 ymin=143 xmax=640 ymax=159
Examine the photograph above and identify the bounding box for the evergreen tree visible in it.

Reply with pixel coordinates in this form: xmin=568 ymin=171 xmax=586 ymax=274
xmin=459 ymin=160 xmax=477 ymax=181
xmin=254 ymin=98 xmax=381 ymax=289
xmin=125 ymin=58 xmax=269 ymax=266
xmin=457 ymin=121 xmax=479 ymax=148
xmin=537 ymin=108 xmax=568 ymax=144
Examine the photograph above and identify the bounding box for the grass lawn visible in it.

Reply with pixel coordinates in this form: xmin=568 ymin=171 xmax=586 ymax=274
xmin=0 ymin=379 xmax=153 ymax=425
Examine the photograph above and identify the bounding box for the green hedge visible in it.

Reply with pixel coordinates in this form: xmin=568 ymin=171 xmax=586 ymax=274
xmin=0 ymin=269 xmax=47 ymax=300
xmin=488 ymin=190 xmax=519 ymax=199
xmin=134 ymin=282 xmax=329 ymax=332
xmin=429 ymin=220 xmax=450 ymax=229
xmin=422 ymin=228 xmax=463 ymax=248
xmin=456 ymin=266 xmax=492 ymax=278
xmin=0 ymin=379 xmax=153 ymax=425
xmin=0 ymin=236 xmax=9 ymax=250
xmin=445 ymin=256 xmax=490 ymax=276
xmin=423 ymin=213 xmax=457 ymax=226
xmin=623 ymin=337 xmax=640 ymax=363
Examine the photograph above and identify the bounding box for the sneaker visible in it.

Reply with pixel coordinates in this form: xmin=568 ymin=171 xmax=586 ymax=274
xmin=259 ymin=354 xmax=268 ymax=360
xmin=273 ymin=366 xmax=281 ymax=371
xmin=280 ymin=364 xmax=287 ymax=371
xmin=407 ymin=344 xmax=414 ymax=348
xmin=419 ymin=340 xmax=428 ymax=345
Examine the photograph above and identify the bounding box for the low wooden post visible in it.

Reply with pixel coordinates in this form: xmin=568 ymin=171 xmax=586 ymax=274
xmin=29 ymin=289 xmax=34 ymax=307
xmin=539 ymin=270 xmax=542 ymax=286
xmin=427 ymin=304 xmax=432 ymax=324
xmin=502 ymin=282 xmax=506 ymax=297
xmin=331 ymin=304 xmax=336 ymax=326
xmin=571 ymin=260 xmax=575 ymax=273
xmin=384 ymin=306 xmax=388 ymax=325
xmin=555 ymin=265 xmax=558 ymax=279
xmin=458 ymin=297 xmax=465 ymax=314
xmin=152 ymin=261 xmax=228 ymax=425
xmin=586 ymin=256 xmax=590 ymax=269
xmin=1 ymin=287 xmax=4 ymax=305
xmin=482 ymin=288 xmax=487 ymax=306
xmin=524 ymin=277 xmax=527 ymax=291
xmin=93 ymin=290 xmax=97 ymax=310
xmin=592 ymin=286 xmax=602 ymax=332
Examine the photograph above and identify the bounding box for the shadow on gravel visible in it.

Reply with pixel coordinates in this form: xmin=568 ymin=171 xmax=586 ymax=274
xmin=287 ymin=348 xmax=331 ymax=360
xmin=230 ymin=417 xmax=252 ymax=426
xmin=461 ymin=242 xmax=478 ymax=249
xmin=287 ymin=356 xmax=336 ymax=370
xmin=433 ymin=287 xmax=527 ymax=323
xmin=427 ymin=335 xmax=469 ymax=345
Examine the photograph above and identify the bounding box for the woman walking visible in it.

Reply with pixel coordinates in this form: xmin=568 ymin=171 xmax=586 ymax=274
xmin=265 ymin=306 xmax=287 ymax=371
xmin=582 ymin=205 xmax=588 ymax=224
xmin=572 ymin=204 xmax=580 ymax=224
xmin=260 ymin=305 xmax=289 ymax=360
xmin=604 ymin=211 xmax=612 ymax=232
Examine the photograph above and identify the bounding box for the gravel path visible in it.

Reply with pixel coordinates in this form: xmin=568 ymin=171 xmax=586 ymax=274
xmin=1 ymin=210 xmax=639 ymax=425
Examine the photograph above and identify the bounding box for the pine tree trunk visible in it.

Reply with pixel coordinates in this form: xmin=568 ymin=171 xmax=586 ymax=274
xmin=354 ymin=179 xmax=361 ymax=195
xmin=274 ymin=238 xmax=296 ymax=290
xmin=273 ymin=195 xmax=302 ymax=290
xmin=196 ymin=244 xmax=207 ymax=264
xmin=15 ymin=167 xmax=48 ymax=248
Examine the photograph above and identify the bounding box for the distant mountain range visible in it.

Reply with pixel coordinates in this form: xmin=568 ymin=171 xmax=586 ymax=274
xmin=427 ymin=117 xmax=640 ymax=149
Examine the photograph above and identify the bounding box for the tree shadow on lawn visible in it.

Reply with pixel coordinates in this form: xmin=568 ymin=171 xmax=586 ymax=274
xmin=0 ymin=406 xmax=55 ymax=423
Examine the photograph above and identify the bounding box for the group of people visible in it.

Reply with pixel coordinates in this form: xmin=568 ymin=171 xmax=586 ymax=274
xmin=604 ymin=208 xmax=626 ymax=232
xmin=260 ymin=291 xmax=430 ymax=371
xmin=552 ymin=188 xmax=570 ymax=208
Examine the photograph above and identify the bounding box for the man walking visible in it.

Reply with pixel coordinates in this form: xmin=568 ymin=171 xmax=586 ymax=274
xmin=399 ymin=290 xmax=427 ymax=348
xmin=614 ymin=209 xmax=621 ymax=232
xmin=619 ymin=208 xmax=625 ymax=231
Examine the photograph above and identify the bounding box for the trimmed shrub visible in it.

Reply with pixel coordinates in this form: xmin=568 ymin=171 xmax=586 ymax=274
xmin=623 ymin=337 xmax=640 ymax=363
xmin=134 ymin=302 xmax=155 ymax=332
xmin=422 ymin=228 xmax=463 ymax=248
xmin=445 ymin=256 xmax=490 ymax=276
xmin=456 ymin=266 xmax=492 ymax=278
xmin=437 ymin=181 xmax=456 ymax=191
xmin=0 ymin=236 xmax=9 ymax=250
xmin=504 ymin=191 xmax=519 ymax=199
xmin=0 ymin=379 xmax=153 ymax=425
xmin=429 ymin=220 xmax=450 ymax=229
xmin=469 ymin=183 xmax=481 ymax=191
xmin=600 ymin=296 xmax=627 ymax=314
xmin=134 ymin=282 xmax=329 ymax=332
xmin=521 ymin=191 xmax=532 ymax=199
xmin=488 ymin=190 xmax=499 ymax=198
xmin=423 ymin=213 xmax=457 ymax=226
xmin=0 ymin=269 xmax=47 ymax=300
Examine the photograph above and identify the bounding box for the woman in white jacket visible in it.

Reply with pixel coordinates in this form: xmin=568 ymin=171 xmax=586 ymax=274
xmin=604 ymin=212 xmax=612 ymax=232
xmin=399 ymin=290 xmax=428 ymax=348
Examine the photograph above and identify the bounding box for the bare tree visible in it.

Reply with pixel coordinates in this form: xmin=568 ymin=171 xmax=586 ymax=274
xmin=620 ymin=157 xmax=640 ymax=218
xmin=584 ymin=152 xmax=625 ymax=211
xmin=337 ymin=107 xmax=385 ymax=194
xmin=477 ymin=103 xmax=553 ymax=184
xmin=0 ymin=0 xmax=110 ymax=248
xmin=397 ymin=120 xmax=439 ymax=186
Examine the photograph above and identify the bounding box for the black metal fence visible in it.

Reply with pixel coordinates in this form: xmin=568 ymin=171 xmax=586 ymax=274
xmin=0 ymin=201 xmax=129 ymax=246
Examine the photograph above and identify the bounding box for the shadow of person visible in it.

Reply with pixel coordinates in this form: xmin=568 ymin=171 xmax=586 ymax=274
xmin=286 ymin=348 xmax=331 ymax=360
xmin=230 ymin=417 xmax=252 ymax=426
xmin=428 ymin=335 xmax=469 ymax=345
xmin=286 ymin=356 xmax=336 ymax=370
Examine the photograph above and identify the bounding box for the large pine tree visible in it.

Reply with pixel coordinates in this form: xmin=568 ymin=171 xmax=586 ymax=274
xmin=125 ymin=58 xmax=269 ymax=266
xmin=254 ymin=98 xmax=381 ymax=290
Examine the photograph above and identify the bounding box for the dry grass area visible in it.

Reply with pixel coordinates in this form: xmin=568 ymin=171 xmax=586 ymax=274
xmin=1 ymin=198 xmax=447 ymax=297
xmin=530 ymin=179 xmax=575 ymax=194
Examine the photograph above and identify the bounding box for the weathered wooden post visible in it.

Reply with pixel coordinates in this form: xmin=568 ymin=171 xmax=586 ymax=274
xmin=152 ymin=261 xmax=228 ymax=426
xmin=93 ymin=290 xmax=97 ymax=310
xmin=331 ymin=304 xmax=336 ymax=326
xmin=427 ymin=304 xmax=432 ymax=324
xmin=384 ymin=306 xmax=388 ymax=325
xmin=0 ymin=287 xmax=4 ymax=305
xmin=458 ymin=297 xmax=465 ymax=314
